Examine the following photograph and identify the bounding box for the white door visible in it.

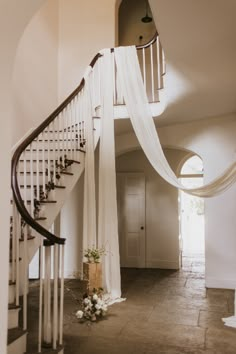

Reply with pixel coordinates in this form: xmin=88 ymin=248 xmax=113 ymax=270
xmin=117 ymin=173 xmax=146 ymax=268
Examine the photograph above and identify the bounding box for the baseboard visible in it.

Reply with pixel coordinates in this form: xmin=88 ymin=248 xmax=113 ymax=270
xmin=146 ymin=259 xmax=179 ymax=270
xmin=205 ymin=276 xmax=236 ymax=290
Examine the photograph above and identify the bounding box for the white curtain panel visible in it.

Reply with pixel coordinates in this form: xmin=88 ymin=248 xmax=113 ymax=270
xmin=114 ymin=46 xmax=236 ymax=197
xmin=98 ymin=49 xmax=121 ymax=299
xmin=83 ymin=69 xmax=97 ymax=251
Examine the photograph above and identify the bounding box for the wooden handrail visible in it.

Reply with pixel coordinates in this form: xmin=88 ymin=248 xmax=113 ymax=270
xmin=11 ymin=34 xmax=159 ymax=245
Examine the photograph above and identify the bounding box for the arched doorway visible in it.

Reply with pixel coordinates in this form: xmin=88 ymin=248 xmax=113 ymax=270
xmin=178 ymin=155 xmax=205 ymax=265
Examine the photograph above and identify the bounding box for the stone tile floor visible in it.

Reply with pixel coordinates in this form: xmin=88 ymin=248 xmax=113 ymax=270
xmin=28 ymin=254 xmax=236 ymax=353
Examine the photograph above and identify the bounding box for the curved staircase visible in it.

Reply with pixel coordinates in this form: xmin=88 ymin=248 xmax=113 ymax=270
xmin=8 ymin=33 xmax=165 ymax=354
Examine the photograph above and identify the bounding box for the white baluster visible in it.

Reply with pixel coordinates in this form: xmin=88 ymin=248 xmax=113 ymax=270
xmin=142 ymin=47 xmax=147 ymax=92
xmin=15 ymin=211 xmax=20 ymax=306
xmin=43 ymin=244 xmax=52 ymax=345
xmin=36 ymin=136 xmax=40 ymax=201
xmin=11 ymin=201 xmax=16 ymax=284
xmin=150 ymin=44 xmax=155 ymax=102
xmin=53 ymin=120 xmax=56 ymax=184
xmin=59 ymin=245 xmax=65 ymax=346
xmin=47 ymin=124 xmax=51 ymax=186
xmin=38 ymin=239 xmax=44 ymax=353
xmin=23 ymin=224 xmax=28 ymax=330
xmin=53 ymin=244 xmax=59 ymax=350
xmin=30 ymin=143 xmax=34 ymax=217
xmin=62 ymin=109 xmax=65 ymax=168
xmin=42 ymin=131 xmax=46 ymax=196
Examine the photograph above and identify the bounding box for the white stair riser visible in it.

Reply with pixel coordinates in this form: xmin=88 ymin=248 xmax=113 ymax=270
xmin=7 ymin=332 xmax=27 ymax=354
xmin=8 ymin=284 xmax=15 ymax=305
xmin=8 ymin=308 xmax=20 ymax=330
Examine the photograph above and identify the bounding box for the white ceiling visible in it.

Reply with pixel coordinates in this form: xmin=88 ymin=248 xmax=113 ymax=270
xmin=115 ymin=0 xmax=236 ymax=135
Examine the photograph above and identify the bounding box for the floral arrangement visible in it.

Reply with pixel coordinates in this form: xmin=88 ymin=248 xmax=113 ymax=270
xmin=84 ymin=246 xmax=106 ymax=263
xmin=76 ymin=288 xmax=108 ymax=322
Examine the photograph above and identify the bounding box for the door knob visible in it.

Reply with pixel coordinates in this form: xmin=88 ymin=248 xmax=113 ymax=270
xmin=140 ymin=226 xmax=144 ymax=230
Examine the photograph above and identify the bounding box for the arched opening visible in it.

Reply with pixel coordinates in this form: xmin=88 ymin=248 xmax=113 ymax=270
xmin=178 ymin=155 xmax=205 ymax=268
xmin=118 ymin=0 xmax=156 ymax=46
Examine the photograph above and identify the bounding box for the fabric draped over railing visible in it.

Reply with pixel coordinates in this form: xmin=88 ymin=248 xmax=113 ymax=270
xmin=83 ymin=68 xmax=97 ymax=250
xmin=83 ymin=51 xmax=121 ymax=300
xmin=98 ymin=49 xmax=121 ymax=299
xmin=114 ymin=46 xmax=236 ymax=198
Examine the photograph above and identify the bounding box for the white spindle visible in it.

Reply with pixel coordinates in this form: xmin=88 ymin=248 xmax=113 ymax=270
xmin=59 ymin=245 xmax=65 ymax=346
xmin=23 ymin=151 xmax=27 ymax=203
xmin=38 ymin=239 xmax=44 ymax=353
xmin=156 ymin=37 xmax=161 ymax=90
xmin=53 ymin=120 xmax=56 ymax=184
xmin=150 ymin=44 xmax=155 ymax=102
xmin=11 ymin=202 xmax=16 ymax=284
xmin=36 ymin=136 xmax=40 ymax=201
xmin=62 ymin=109 xmax=65 ymax=167
xmin=42 ymin=130 xmax=46 ymax=195
xmin=66 ymin=106 xmax=69 ymax=162
xmin=47 ymin=124 xmax=51 ymax=186
xmin=53 ymin=244 xmax=59 ymax=350
xmin=44 ymin=245 xmax=52 ymax=345
xmin=15 ymin=212 xmax=20 ymax=306
xmin=23 ymin=225 xmax=28 ymax=330
xmin=30 ymin=143 xmax=34 ymax=216
xmin=142 ymin=48 xmax=147 ymax=91
xmin=57 ymin=114 xmax=61 ymax=174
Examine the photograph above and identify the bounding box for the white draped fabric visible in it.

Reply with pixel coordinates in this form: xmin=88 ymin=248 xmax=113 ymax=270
xmin=83 ymin=69 xmax=97 ymax=250
xmin=98 ymin=50 xmax=121 ymax=299
xmin=114 ymin=46 xmax=236 ymax=198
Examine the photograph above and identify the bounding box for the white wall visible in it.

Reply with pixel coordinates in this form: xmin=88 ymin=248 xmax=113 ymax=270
xmin=61 ymin=175 xmax=84 ymax=278
xmin=116 ymin=148 xmax=188 ymax=269
xmin=0 ymin=1 xmax=47 ymax=352
xmin=116 ymin=114 xmax=236 ymax=288
xmin=12 ymin=0 xmax=59 ymax=144
xmin=58 ymin=0 xmax=118 ymax=101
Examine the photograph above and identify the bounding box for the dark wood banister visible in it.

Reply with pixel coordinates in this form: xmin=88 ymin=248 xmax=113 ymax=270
xmin=11 ymin=32 xmax=159 ymax=245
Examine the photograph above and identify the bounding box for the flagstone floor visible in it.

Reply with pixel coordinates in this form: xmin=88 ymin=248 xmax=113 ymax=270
xmin=28 ymin=254 xmax=236 ymax=354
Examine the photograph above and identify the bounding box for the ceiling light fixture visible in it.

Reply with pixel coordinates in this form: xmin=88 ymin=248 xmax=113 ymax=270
xmin=141 ymin=0 xmax=152 ymax=23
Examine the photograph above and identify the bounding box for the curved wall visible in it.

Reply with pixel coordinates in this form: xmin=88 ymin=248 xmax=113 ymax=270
xmin=116 ymin=114 xmax=236 ymax=288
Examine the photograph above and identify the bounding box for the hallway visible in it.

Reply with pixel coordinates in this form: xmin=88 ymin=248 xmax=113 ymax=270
xmin=28 ymin=255 xmax=236 ymax=353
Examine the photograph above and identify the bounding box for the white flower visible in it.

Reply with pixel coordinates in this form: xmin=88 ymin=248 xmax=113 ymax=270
xmin=76 ymin=310 xmax=83 ymax=319
xmin=95 ymin=304 xmax=101 ymax=310
xmin=102 ymin=305 xmax=108 ymax=312
xmin=93 ymin=294 xmax=98 ymax=301
xmin=97 ymin=298 xmax=102 ymax=305
xmin=83 ymin=298 xmax=91 ymax=305
xmin=95 ymin=310 xmax=101 ymax=315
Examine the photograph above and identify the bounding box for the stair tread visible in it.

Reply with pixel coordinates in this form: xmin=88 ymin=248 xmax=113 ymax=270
xmin=19 ymin=185 xmax=66 ymax=189
xmin=9 ymin=280 xmax=16 ymax=286
xmin=7 ymin=327 xmax=27 ymax=345
xmin=8 ymin=303 xmax=21 ymax=310
xmin=9 ymin=257 xmax=22 ymax=263
xmin=11 ymin=199 xmax=57 ymax=204
xmin=26 ymin=345 xmax=64 ymax=354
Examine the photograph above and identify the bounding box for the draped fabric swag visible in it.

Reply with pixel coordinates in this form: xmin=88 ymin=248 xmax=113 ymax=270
xmin=83 ymin=45 xmax=236 ymax=301
xmin=83 ymin=68 xmax=97 ymax=250
xmin=98 ymin=50 xmax=121 ymax=299
xmin=114 ymin=46 xmax=236 ymax=198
